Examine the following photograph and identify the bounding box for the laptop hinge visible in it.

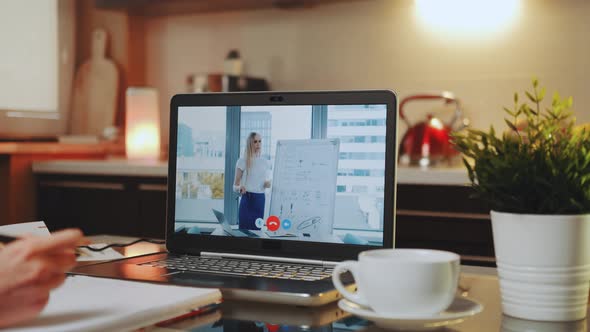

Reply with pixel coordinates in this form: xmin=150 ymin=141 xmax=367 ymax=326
xmin=200 ymin=251 xmax=338 ymax=267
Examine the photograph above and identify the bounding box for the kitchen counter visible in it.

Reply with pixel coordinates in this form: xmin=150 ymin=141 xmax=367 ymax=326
xmin=33 ymin=159 xmax=168 ymax=177
xmin=32 ymin=159 xmax=470 ymax=185
xmin=397 ymin=166 xmax=469 ymax=186
xmin=0 ymin=141 xmax=124 ymax=155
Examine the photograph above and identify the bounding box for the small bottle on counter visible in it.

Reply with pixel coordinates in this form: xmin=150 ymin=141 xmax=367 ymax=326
xmin=186 ymin=74 xmax=208 ymax=93
xmin=223 ymin=49 xmax=243 ymax=76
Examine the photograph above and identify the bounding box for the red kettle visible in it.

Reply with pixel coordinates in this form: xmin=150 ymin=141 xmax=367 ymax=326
xmin=398 ymin=92 xmax=467 ymax=167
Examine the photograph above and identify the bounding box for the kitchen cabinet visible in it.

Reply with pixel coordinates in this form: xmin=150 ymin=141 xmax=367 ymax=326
xmin=94 ymin=0 xmax=366 ymax=17
xmin=395 ymin=184 xmax=494 ymax=266
xmin=0 ymin=143 xmax=119 ymax=226
xmin=37 ymin=173 xmax=167 ymax=238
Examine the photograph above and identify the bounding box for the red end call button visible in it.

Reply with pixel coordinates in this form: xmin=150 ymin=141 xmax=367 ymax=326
xmin=266 ymin=215 xmax=280 ymax=231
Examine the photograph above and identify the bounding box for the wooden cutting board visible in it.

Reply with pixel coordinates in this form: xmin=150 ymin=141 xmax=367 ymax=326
xmin=70 ymin=29 xmax=119 ymax=136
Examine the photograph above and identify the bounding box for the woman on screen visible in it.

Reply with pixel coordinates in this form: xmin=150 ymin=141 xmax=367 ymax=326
xmin=234 ymin=132 xmax=271 ymax=230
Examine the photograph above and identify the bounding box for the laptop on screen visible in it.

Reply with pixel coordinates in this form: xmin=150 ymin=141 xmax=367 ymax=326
xmin=212 ymin=208 xmax=258 ymax=238
xmin=71 ymin=90 xmax=398 ymax=306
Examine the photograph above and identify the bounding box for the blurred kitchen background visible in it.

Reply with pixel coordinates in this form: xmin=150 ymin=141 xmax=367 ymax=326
xmin=3 ymin=0 xmax=590 ymax=148
xmin=93 ymin=0 xmax=590 ymax=146
xmin=2 ymin=0 xmax=589 ymax=262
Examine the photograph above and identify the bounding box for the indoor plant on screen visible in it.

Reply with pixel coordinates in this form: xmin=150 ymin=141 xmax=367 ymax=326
xmin=452 ymin=79 xmax=590 ymax=322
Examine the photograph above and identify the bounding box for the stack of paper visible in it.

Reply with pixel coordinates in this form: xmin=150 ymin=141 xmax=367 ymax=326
xmin=5 ymin=276 xmax=222 ymax=332
xmin=0 ymin=221 xmax=125 ymax=261
xmin=0 ymin=221 xmax=50 ymax=237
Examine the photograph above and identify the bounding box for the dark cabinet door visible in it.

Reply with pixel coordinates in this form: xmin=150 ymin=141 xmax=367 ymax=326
xmin=38 ymin=179 xmax=138 ymax=236
xmin=395 ymin=184 xmax=494 ymax=265
xmin=38 ymin=185 xmax=80 ymax=231
xmin=395 ymin=213 xmax=494 ymax=256
xmin=37 ymin=175 xmax=167 ymax=238
xmin=137 ymin=183 xmax=167 ymax=239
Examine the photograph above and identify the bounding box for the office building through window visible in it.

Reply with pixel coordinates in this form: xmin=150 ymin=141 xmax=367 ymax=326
xmin=240 ymin=112 xmax=271 ymax=160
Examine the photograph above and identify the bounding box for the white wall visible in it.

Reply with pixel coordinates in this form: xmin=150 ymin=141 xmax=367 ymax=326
xmin=144 ymin=0 xmax=590 ymax=146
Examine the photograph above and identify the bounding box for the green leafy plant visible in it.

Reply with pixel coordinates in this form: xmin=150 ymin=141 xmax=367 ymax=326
xmin=452 ymin=79 xmax=590 ymax=214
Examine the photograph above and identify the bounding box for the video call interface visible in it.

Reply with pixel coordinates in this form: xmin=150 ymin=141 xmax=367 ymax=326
xmin=174 ymin=104 xmax=387 ymax=246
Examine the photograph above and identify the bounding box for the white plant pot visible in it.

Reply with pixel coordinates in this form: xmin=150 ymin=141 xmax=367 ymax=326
xmin=491 ymin=211 xmax=590 ymax=322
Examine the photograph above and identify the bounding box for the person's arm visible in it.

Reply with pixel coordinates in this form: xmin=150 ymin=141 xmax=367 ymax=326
xmin=233 ymin=165 xmax=246 ymax=194
xmin=263 ymin=160 xmax=272 ymax=189
xmin=0 ymin=229 xmax=87 ymax=328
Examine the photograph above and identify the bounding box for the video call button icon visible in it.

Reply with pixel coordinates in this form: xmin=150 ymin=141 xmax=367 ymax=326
xmin=282 ymin=219 xmax=292 ymax=230
xmin=266 ymin=216 xmax=280 ymax=232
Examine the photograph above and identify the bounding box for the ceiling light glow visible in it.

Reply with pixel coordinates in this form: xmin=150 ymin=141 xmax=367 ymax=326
xmin=415 ymin=0 xmax=521 ymax=36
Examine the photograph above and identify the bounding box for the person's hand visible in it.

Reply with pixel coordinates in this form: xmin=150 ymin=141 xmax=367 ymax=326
xmin=0 ymin=229 xmax=88 ymax=328
xmin=263 ymin=180 xmax=271 ymax=189
xmin=239 ymin=186 xmax=247 ymax=194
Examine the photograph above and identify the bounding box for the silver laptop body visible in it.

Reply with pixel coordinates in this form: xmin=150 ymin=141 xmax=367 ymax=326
xmin=71 ymin=90 xmax=397 ymax=306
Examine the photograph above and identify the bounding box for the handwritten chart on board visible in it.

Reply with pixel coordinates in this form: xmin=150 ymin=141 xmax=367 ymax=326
xmin=269 ymin=139 xmax=340 ymax=236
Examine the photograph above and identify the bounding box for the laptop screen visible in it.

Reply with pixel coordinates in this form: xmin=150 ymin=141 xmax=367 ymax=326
xmin=173 ymin=103 xmax=388 ymax=247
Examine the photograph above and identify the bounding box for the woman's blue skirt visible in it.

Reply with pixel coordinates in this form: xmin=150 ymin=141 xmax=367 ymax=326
xmin=238 ymin=192 xmax=265 ymax=230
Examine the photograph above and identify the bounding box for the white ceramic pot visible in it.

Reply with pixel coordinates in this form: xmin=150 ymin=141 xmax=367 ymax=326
xmin=491 ymin=211 xmax=590 ymax=322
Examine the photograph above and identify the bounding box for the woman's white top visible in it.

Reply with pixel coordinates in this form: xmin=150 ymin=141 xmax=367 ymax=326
xmin=236 ymin=156 xmax=271 ymax=194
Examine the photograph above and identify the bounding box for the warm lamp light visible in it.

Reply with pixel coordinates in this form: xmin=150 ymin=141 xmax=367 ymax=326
xmin=415 ymin=0 xmax=521 ymax=37
xmin=125 ymin=87 xmax=161 ymax=160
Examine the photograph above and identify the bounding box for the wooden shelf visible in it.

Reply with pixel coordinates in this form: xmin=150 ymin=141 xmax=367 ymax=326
xmin=94 ymin=0 xmax=365 ymax=17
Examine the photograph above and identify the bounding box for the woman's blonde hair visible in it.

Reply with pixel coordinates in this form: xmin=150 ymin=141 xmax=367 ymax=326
xmin=244 ymin=132 xmax=260 ymax=175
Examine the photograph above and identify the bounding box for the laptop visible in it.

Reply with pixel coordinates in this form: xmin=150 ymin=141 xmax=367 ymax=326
xmin=212 ymin=209 xmax=258 ymax=238
xmin=71 ymin=90 xmax=398 ymax=306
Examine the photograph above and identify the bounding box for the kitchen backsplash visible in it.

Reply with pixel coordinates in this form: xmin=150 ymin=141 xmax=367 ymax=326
xmin=138 ymin=0 xmax=590 ymax=144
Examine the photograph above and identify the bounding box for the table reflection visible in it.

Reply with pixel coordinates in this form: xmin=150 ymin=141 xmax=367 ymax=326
xmin=82 ymin=238 xmax=589 ymax=332
xmin=152 ymin=301 xmax=371 ymax=332
xmin=501 ymin=315 xmax=587 ymax=332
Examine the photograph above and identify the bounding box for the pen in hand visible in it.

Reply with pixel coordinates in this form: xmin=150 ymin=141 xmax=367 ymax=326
xmin=0 ymin=228 xmax=87 ymax=328
xmin=0 ymin=232 xmax=87 ymax=256
xmin=0 ymin=234 xmax=17 ymax=245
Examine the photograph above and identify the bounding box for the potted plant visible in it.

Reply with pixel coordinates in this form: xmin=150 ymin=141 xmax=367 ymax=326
xmin=452 ymin=78 xmax=590 ymax=322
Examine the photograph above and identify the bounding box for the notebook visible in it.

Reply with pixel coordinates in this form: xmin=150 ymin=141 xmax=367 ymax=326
xmin=72 ymin=90 xmax=398 ymax=306
xmin=4 ymin=276 xmax=221 ymax=332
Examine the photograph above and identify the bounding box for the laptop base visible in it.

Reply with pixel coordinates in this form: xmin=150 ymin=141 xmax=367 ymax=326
xmin=71 ymin=252 xmax=355 ymax=306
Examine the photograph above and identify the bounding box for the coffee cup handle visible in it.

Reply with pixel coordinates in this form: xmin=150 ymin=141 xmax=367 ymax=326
xmin=332 ymin=260 xmax=370 ymax=307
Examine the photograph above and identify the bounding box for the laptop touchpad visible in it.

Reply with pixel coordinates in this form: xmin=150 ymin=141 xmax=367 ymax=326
xmin=171 ymin=272 xmax=248 ymax=287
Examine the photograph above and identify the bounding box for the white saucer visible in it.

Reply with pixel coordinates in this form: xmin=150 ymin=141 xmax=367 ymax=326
xmin=338 ymin=296 xmax=483 ymax=331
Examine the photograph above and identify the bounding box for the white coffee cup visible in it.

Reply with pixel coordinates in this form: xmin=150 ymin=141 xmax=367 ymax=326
xmin=332 ymin=248 xmax=460 ymax=316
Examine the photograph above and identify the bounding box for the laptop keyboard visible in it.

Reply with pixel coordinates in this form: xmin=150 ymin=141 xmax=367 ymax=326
xmin=137 ymin=255 xmax=334 ymax=281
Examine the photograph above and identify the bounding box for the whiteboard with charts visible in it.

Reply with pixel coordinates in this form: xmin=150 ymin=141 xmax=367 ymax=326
xmin=269 ymin=139 xmax=340 ymax=236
